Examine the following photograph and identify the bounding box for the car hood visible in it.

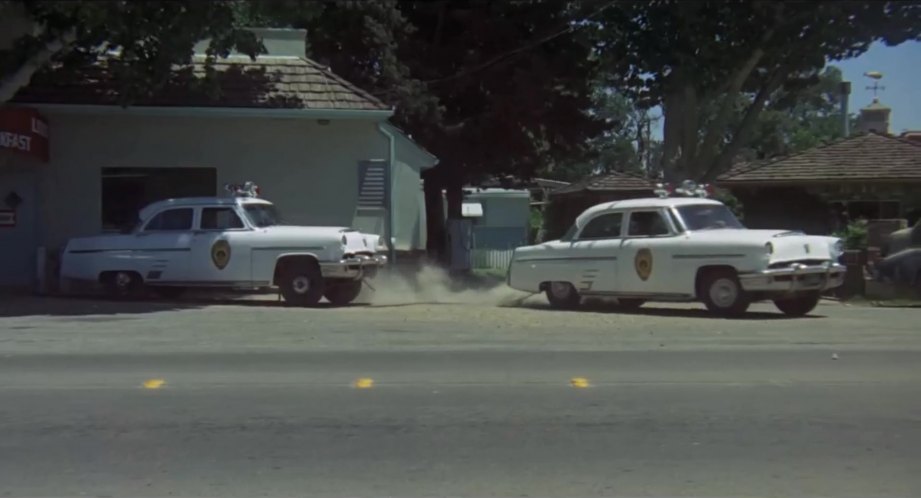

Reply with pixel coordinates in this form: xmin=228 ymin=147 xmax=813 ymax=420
xmin=257 ymin=225 xmax=380 ymax=254
xmin=688 ymin=229 xmax=838 ymax=263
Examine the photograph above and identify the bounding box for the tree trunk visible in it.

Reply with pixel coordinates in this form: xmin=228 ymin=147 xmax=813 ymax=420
xmin=422 ymin=167 xmax=447 ymax=263
xmin=0 ymin=29 xmax=76 ymax=104
xmin=660 ymin=88 xmax=683 ymax=182
xmin=680 ymin=82 xmax=699 ymax=178
xmin=695 ymin=27 xmax=775 ymax=174
xmin=702 ymin=68 xmax=787 ymax=181
xmin=422 ymin=162 xmax=465 ymax=266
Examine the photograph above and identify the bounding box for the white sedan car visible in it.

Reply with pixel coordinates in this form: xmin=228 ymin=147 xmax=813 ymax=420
xmin=60 ymin=183 xmax=387 ymax=306
xmin=508 ymin=185 xmax=845 ymax=316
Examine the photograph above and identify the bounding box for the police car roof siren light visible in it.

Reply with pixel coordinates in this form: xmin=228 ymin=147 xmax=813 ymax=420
xmin=654 ymin=180 xmax=712 ymax=198
xmin=224 ymin=181 xmax=260 ymax=198
xmin=654 ymin=182 xmax=674 ymax=198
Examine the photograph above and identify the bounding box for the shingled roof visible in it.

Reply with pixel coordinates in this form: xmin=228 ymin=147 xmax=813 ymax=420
xmin=720 ymin=132 xmax=921 ymax=184
xmin=551 ymin=170 xmax=655 ymax=196
xmin=12 ymin=54 xmax=390 ymax=111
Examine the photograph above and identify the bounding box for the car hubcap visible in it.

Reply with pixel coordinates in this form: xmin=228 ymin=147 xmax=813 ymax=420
xmin=550 ymin=282 xmax=571 ymax=299
xmin=115 ymin=272 xmax=133 ymax=289
xmin=292 ymin=276 xmax=311 ymax=294
xmin=709 ymin=278 xmax=738 ymax=308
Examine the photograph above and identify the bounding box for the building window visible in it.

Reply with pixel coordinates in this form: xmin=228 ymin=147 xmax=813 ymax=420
xmin=101 ymin=167 xmax=216 ymax=231
xmin=201 ymin=207 xmax=245 ymax=230
xmin=837 ymin=200 xmax=901 ymax=221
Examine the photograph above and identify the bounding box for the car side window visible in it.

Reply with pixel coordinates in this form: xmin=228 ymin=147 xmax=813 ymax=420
xmin=628 ymin=211 xmax=671 ymax=237
xmin=200 ymin=207 xmax=245 ymax=230
xmin=144 ymin=208 xmax=193 ymax=232
xmin=578 ymin=213 xmax=623 ymax=240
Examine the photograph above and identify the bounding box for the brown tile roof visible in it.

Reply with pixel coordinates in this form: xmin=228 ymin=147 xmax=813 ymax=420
xmin=719 ymin=132 xmax=921 ymax=184
xmin=12 ymin=55 xmax=390 ymax=111
xmin=551 ymin=170 xmax=655 ymax=196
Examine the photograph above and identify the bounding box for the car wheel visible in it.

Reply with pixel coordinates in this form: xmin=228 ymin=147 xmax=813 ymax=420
xmin=545 ymin=281 xmax=580 ymax=309
xmin=773 ymin=293 xmax=821 ymax=317
xmin=616 ymin=298 xmax=646 ymax=310
xmin=700 ymin=269 xmax=750 ymax=316
xmin=102 ymin=271 xmax=143 ymax=299
xmin=151 ymin=286 xmax=187 ymax=300
xmin=324 ymin=280 xmax=363 ymax=306
xmin=279 ymin=262 xmax=325 ymax=307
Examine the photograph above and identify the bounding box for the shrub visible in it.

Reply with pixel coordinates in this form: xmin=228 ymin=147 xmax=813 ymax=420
xmin=834 ymin=219 xmax=868 ymax=250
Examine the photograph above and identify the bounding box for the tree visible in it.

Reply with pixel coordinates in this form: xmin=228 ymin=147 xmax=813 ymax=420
xmin=0 ymin=0 xmax=265 ymax=105
xmin=540 ymin=88 xmax=660 ymax=182
xmin=276 ymin=1 xmax=610 ymax=257
xmin=742 ymin=65 xmax=851 ymax=160
xmin=593 ymin=0 xmax=921 ymax=182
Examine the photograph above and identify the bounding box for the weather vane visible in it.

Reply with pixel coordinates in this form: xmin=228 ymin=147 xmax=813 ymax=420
xmin=863 ymin=71 xmax=885 ymax=99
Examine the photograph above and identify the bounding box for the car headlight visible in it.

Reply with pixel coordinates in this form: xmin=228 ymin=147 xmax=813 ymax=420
xmin=829 ymin=239 xmax=844 ymax=259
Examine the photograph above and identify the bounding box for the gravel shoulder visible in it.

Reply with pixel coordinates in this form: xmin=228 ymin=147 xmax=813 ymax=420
xmin=1 ymin=293 xmax=919 ymax=355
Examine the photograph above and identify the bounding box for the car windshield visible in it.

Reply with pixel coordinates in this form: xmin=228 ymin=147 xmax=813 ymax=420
xmin=244 ymin=204 xmax=283 ymax=227
xmin=676 ymin=204 xmax=745 ymax=231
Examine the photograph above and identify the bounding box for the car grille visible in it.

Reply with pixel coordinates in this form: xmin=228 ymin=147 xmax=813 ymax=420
xmin=768 ymin=259 xmax=828 ymax=269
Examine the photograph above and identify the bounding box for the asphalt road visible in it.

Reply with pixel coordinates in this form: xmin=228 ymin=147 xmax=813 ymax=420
xmin=1 ymin=297 xmax=920 ymax=497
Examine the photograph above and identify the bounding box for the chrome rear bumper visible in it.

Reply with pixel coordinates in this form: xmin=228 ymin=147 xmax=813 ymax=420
xmin=320 ymin=254 xmax=388 ymax=280
xmin=738 ymin=262 xmax=846 ymax=293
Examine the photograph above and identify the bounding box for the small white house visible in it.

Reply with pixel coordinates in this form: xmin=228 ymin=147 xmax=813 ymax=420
xmin=0 ymin=29 xmax=437 ymax=290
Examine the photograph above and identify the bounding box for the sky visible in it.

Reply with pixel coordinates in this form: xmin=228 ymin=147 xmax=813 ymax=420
xmin=833 ymin=40 xmax=921 ymax=134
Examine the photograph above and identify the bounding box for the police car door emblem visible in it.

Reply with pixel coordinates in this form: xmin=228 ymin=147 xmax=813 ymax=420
xmin=211 ymin=240 xmax=231 ymax=270
xmin=634 ymin=248 xmax=653 ymax=281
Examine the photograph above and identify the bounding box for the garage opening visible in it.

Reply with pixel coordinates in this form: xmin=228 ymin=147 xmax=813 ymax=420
xmin=101 ymin=167 xmax=216 ymax=231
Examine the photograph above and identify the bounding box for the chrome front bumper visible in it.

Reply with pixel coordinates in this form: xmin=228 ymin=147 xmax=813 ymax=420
xmin=738 ymin=262 xmax=846 ymax=293
xmin=320 ymin=254 xmax=388 ymax=280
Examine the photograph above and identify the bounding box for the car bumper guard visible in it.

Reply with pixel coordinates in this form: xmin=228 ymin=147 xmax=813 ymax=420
xmin=320 ymin=254 xmax=388 ymax=280
xmin=738 ymin=262 xmax=846 ymax=293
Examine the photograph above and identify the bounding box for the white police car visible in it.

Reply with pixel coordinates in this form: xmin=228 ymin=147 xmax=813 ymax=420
xmin=60 ymin=182 xmax=387 ymax=306
xmin=507 ymin=181 xmax=845 ymax=316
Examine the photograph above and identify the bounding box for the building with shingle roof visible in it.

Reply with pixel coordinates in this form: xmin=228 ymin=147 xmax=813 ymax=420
xmin=541 ymin=170 xmax=655 ymax=239
xmin=720 ymin=132 xmax=921 ymax=185
xmin=718 ymin=130 xmax=921 ymax=235
xmin=12 ymin=52 xmax=390 ymax=112
xmin=0 ymin=28 xmax=436 ymax=289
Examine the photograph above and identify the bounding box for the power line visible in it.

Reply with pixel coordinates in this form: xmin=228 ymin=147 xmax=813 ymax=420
xmin=371 ymin=0 xmax=618 ymax=97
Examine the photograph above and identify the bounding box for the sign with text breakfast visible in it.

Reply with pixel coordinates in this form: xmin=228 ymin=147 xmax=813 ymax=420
xmin=0 ymin=106 xmax=49 ymax=162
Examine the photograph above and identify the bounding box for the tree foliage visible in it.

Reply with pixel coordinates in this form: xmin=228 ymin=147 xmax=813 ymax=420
xmin=0 ymin=0 xmax=265 ymax=104
xmin=743 ymin=66 xmax=851 ymax=160
xmin=541 ymin=88 xmax=660 ymax=182
xmin=593 ymin=0 xmax=921 ymax=182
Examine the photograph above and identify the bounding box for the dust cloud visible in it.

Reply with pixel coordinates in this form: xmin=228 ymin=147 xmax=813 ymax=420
xmin=364 ymin=265 xmax=534 ymax=307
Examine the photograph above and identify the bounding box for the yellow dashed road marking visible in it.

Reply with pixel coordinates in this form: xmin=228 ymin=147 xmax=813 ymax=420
xmin=352 ymin=377 xmax=374 ymax=389
xmin=570 ymin=377 xmax=590 ymax=388
xmin=142 ymin=378 xmax=166 ymax=389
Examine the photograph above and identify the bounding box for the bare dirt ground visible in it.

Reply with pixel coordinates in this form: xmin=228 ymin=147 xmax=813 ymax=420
xmin=1 ymin=266 xmax=919 ymax=355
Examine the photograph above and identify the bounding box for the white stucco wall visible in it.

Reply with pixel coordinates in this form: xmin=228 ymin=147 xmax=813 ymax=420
xmin=392 ymin=159 xmax=426 ymax=251
xmin=35 ymin=111 xmax=428 ymax=251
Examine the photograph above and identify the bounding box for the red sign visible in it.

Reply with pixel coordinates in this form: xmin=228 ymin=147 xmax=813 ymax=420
xmin=0 ymin=107 xmax=49 ymax=162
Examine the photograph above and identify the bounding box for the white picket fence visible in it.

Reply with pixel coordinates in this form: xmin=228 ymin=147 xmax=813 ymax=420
xmin=471 ymin=248 xmax=515 ymax=270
